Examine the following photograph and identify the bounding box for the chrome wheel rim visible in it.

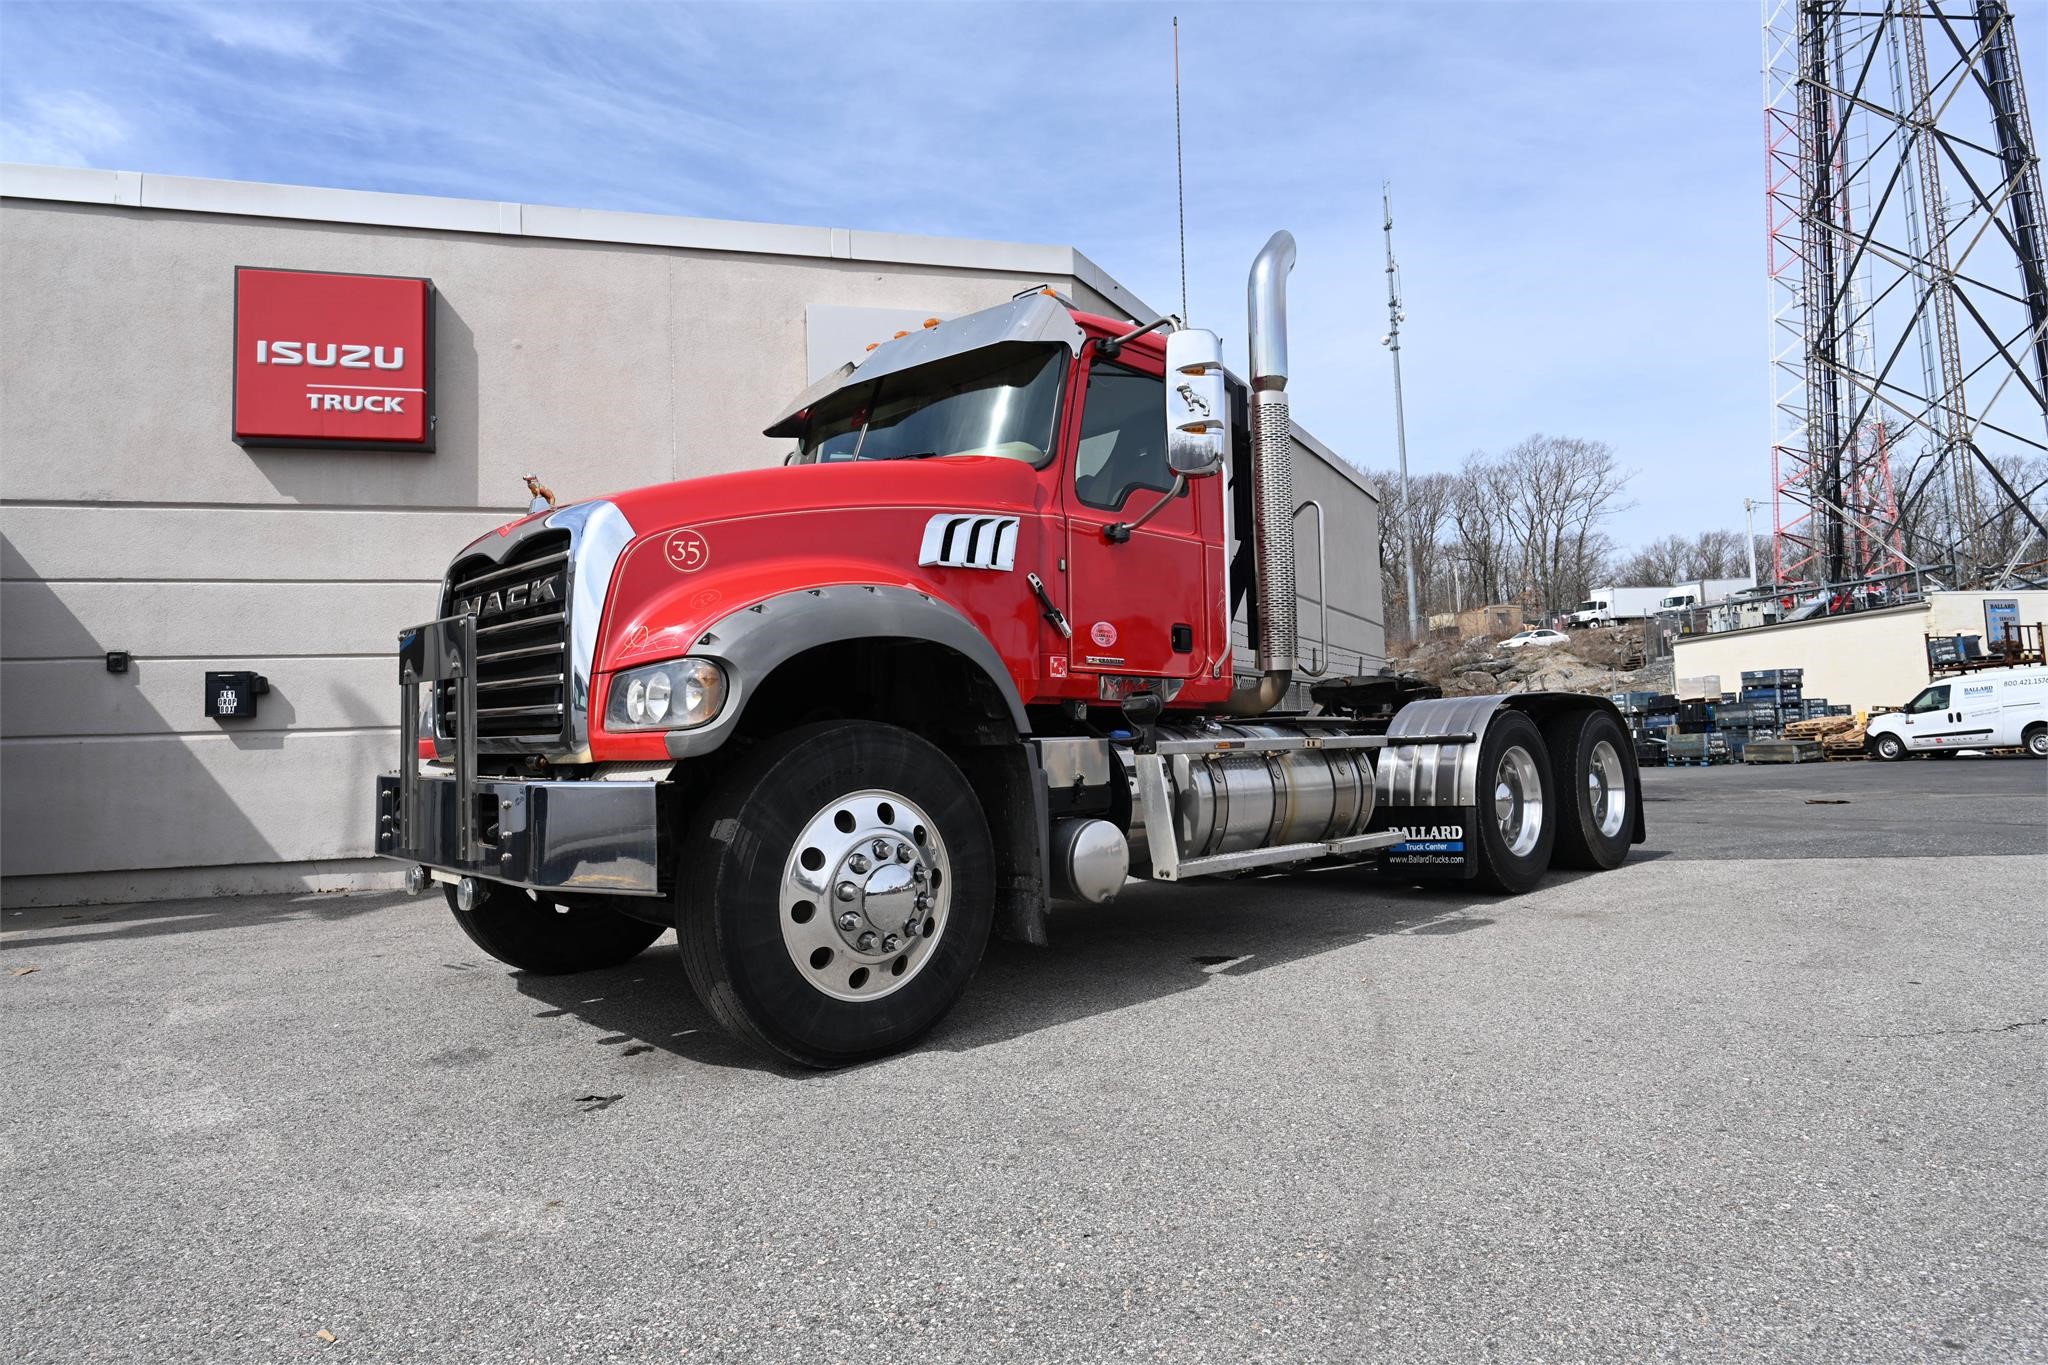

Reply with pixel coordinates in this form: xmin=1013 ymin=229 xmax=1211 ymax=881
xmin=1493 ymin=745 xmax=1544 ymax=859
xmin=1587 ymin=739 xmax=1628 ymax=839
xmin=779 ymin=789 xmax=950 ymax=1002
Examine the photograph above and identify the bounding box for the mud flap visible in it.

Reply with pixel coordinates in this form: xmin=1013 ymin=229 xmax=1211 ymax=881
xmin=1374 ymin=805 xmax=1480 ymax=882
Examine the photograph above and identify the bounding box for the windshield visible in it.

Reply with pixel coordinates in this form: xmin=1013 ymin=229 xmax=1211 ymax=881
xmin=796 ymin=341 xmax=1066 ymax=466
xmin=1576 ymin=601 xmax=1599 ymax=613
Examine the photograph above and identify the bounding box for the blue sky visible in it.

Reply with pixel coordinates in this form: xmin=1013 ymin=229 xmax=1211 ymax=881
xmin=0 ymin=1 xmax=1766 ymax=545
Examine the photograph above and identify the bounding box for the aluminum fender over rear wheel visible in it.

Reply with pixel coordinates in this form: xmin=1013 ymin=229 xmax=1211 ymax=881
xmin=1541 ymin=707 xmax=1638 ymax=871
xmin=676 ymin=719 xmax=995 ymax=1068
xmin=1872 ymin=732 xmax=1908 ymax=761
xmin=444 ymin=885 xmax=666 ymax=975
xmin=1470 ymin=710 xmax=1557 ymax=894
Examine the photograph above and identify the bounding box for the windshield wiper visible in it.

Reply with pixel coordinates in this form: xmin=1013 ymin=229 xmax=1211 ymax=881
xmin=869 ymin=450 xmax=946 ymax=462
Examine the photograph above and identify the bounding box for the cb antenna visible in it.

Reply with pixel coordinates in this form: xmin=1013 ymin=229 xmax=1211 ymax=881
xmin=1383 ymin=181 xmax=1420 ymax=642
xmin=1173 ymin=15 xmax=1187 ymax=325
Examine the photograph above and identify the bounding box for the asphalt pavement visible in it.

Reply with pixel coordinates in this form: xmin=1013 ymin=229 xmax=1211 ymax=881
xmin=4 ymin=757 xmax=2044 ymax=1362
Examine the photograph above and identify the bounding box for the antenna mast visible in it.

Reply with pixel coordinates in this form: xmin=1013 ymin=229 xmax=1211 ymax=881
xmin=1383 ymin=183 xmax=1421 ymax=640
xmin=1172 ymin=15 xmax=1188 ymax=324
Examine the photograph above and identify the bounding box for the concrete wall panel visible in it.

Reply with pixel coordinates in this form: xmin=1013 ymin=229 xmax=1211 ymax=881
xmin=3 ymin=657 xmax=399 ymax=737
xmin=1671 ymin=604 xmax=1934 ymax=713
xmin=1 ymin=729 xmax=391 ymax=876
xmin=2 ymin=581 xmax=438 ymax=658
xmin=1 ymin=505 xmax=504 ymax=582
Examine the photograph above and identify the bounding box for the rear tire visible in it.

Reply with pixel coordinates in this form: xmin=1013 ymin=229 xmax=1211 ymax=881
xmin=676 ymin=720 xmax=995 ymax=1068
xmin=446 ymin=887 xmax=665 ymax=974
xmin=2024 ymin=725 xmax=2047 ymax=759
xmin=1470 ymin=710 xmax=1557 ymax=894
xmin=1542 ymin=708 xmax=1637 ymax=871
xmin=1873 ymin=732 xmax=1907 ymax=761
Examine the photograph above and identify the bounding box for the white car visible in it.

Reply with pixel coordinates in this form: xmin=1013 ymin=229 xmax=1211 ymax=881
xmin=1500 ymin=628 xmax=1568 ymax=650
xmin=1864 ymin=666 xmax=2048 ymax=759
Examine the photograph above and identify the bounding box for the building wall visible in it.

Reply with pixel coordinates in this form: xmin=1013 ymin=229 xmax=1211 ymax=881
xmin=0 ymin=171 xmax=1381 ymax=906
xmin=1670 ymin=591 xmax=2048 ymax=712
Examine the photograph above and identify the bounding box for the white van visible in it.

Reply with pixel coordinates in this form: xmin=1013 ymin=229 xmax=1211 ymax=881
xmin=1865 ymin=666 xmax=2048 ymax=759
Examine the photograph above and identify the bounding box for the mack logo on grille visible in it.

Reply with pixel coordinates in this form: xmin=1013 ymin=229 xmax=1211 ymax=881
xmin=455 ymin=573 xmax=562 ymax=620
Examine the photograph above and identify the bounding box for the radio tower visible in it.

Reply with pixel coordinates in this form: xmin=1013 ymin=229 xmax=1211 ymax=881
xmin=1764 ymin=0 xmax=2048 ymax=590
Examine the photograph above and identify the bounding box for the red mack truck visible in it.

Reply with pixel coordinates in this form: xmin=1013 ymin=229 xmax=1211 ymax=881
xmin=376 ymin=232 xmax=1644 ymax=1067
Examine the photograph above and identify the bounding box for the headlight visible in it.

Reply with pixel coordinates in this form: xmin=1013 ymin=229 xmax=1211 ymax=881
xmin=606 ymin=658 xmax=727 ymax=731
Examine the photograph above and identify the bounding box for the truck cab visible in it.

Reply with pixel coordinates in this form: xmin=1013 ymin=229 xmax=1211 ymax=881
xmin=1567 ymin=597 xmax=1610 ymax=629
xmin=376 ymin=233 xmax=1646 ymax=1066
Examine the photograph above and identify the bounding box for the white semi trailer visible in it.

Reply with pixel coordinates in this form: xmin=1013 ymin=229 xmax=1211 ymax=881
xmin=1565 ymin=586 xmax=1669 ymax=628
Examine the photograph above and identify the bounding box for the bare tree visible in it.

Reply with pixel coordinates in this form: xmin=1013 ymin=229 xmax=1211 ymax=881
xmin=1493 ymin=435 xmax=1631 ymax=613
xmin=1613 ymin=529 xmax=1755 ymax=585
xmin=1370 ymin=468 xmax=1461 ymax=631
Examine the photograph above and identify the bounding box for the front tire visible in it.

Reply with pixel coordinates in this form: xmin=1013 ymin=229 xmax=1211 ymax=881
xmin=1542 ymin=708 xmax=1636 ymax=871
xmin=446 ymin=886 xmax=665 ymax=974
xmin=2024 ymin=725 xmax=2047 ymax=759
xmin=1872 ymin=732 xmax=1907 ymax=761
xmin=676 ymin=720 xmax=995 ymax=1068
xmin=1470 ymin=710 xmax=1557 ymax=894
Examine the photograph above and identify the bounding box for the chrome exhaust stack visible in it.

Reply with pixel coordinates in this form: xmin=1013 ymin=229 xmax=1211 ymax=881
xmin=1224 ymin=230 xmax=1299 ymax=717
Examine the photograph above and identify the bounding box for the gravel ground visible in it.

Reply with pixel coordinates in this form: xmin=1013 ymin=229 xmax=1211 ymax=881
xmin=3 ymin=758 xmax=2043 ymax=1363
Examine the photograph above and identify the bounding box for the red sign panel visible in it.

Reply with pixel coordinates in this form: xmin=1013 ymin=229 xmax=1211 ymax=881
xmin=233 ymin=267 xmax=434 ymax=450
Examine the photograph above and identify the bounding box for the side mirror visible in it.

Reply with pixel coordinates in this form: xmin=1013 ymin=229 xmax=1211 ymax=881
xmin=1164 ymin=328 xmax=1228 ymax=477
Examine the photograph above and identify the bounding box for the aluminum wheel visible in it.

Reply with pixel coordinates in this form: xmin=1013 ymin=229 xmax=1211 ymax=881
xmin=779 ymin=788 xmax=951 ymax=1003
xmin=1493 ymin=745 xmax=1545 ymax=860
xmin=1586 ymin=738 xmax=1628 ymax=839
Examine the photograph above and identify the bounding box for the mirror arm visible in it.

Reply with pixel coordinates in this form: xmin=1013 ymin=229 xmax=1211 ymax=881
xmin=1104 ymin=474 xmax=1187 ymax=544
xmin=1097 ymin=316 xmax=1174 ymax=362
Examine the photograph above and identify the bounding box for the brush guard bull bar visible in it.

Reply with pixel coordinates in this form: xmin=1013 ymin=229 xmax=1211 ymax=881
xmin=372 ymin=614 xmax=664 ymax=897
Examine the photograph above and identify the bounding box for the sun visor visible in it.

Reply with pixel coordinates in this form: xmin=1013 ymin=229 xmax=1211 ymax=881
xmin=762 ymin=361 xmax=857 ymax=439
xmin=763 ymin=293 xmax=1085 ymax=438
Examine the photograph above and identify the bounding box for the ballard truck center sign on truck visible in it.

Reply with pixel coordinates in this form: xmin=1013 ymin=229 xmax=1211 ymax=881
xmin=231 ymin=266 xmax=435 ymax=451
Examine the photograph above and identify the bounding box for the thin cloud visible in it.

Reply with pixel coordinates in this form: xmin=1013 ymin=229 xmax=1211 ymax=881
xmin=189 ymin=5 xmax=342 ymax=63
xmin=0 ymin=91 xmax=128 ymax=165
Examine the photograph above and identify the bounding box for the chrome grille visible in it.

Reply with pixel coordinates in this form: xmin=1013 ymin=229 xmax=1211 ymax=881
xmin=439 ymin=531 xmax=572 ymax=744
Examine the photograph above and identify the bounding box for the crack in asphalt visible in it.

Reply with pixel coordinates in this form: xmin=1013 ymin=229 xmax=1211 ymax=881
xmin=1858 ymin=1018 xmax=2047 ymax=1040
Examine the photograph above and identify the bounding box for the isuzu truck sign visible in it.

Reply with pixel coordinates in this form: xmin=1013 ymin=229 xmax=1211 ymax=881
xmin=232 ymin=267 xmax=435 ymax=450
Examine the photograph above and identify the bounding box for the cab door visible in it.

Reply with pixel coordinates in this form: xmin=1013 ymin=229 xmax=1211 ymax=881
xmin=1059 ymin=351 xmax=1208 ymax=684
xmin=1899 ymin=682 xmax=1950 ymax=750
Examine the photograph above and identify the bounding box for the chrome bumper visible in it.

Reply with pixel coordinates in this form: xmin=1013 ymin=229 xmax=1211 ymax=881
xmin=375 ymin=613 xmax=662 ymax=896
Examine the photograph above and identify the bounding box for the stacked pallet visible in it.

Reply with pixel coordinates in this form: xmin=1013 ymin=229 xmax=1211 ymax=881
xmin=1782 ymin=715 xmax=1855 ymax=740
xmin=1821 ymin=724 xmax=1870 ymax=759
xmin=1743 ymin=738 xmax=1826 ymax=763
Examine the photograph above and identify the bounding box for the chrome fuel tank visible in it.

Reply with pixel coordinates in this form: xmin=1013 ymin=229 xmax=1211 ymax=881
xmin=1124 ymin=722 xmax=1377 ymax=870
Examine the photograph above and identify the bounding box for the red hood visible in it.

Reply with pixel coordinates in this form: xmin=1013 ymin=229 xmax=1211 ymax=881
xmin=600 ymin=456 xmax=1052 ymax=533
